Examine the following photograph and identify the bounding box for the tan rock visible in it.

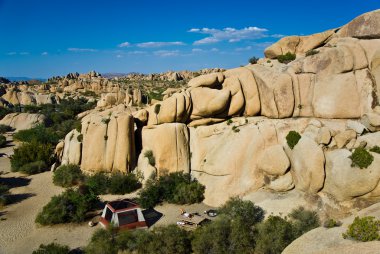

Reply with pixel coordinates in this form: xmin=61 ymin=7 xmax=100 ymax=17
xmin=337 ymin=9 xmax=380 ymax=39
xmin=190 ymin=87 xmax=230 ymax=119
xmin=136 ymin=149 xmax=157 ymax=185
xmin=61 ymin=129 xmax=82 ymax=166
xmin=258 ymin=145 xmax=290 ymax=175
xmin=142 ymin=123 xmax=190 ymax=175
xmin=266 ymin=172 xmax=294 ymax=192
xmin=188 ymin=72 xmax=224 ymax=88
xmin=317 ymin=127 xmax=332 ymax=145
xmin=323 ymin=149 xmax=380 ymax=201
xmin=334 ymin=129 xmax=357 ymax=148
xmin=0 ymin=113 xmax=45 ymax=131
xmin=221 ymin=76 xmax=244 ymax=116
xmin=288 ymin=136 xmax=325 ymax=193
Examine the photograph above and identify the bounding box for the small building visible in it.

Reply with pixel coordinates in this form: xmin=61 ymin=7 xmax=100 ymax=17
xmin=99 ymin=199 xmax=148 ymax=230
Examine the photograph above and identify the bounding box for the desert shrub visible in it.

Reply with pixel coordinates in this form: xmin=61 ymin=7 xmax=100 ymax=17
xmin=144 ymin=150 xmax=155 ymax=166
xmin=13 ymin=125 xmax=59 ymax=145
xmin=289 ymin=206 xmax=320 ymax=238
xmin=108 ymin=172 xmax=141 ymax=194
xmin=0 ymin=183 xmax=9 ymax=207
xmin=172 ymin=181 xmax=205 ymax=204
xmin=85 ymin=173 xmax=109 ymax=195
xmin=343 ymin=216 xmax=380 ymax=241
xmin=305 ymin=49 xmax=319 ymax=56
xmin=324 ymin=218 xmax=342 ymax=228
xmin=77 ymin=134 xmax=83 ymax=142
xmin=35 ymin=187 xmax=98 ymax=225
xmin=138 ymin=172 xmax=205 ymax=208
xmin=277 ymin=52 xmax=296 ymax=64
xmin=18 ymin=160 xmax=47 ymax=175
xmin=255 ymin=216 xmax=295 ymax=254
xmin=138 ymin=179 xmax=161 ymax=209
xmin=226 ymin=119 xmax=233 ymax=125
xmin=370 ymin=145 xmax=380 ymax=154
xmin=154 ymin=104 xmax=161 ymax=115
xmin=32 ymin=243 xmax=70 ymax=254
xmin=0 ymin=135 xmax=6 ymax=147
xmin=53 ymin=164 xmax=84 ymax=187
xmin=0 ymin=124 xmax=12 ymax=134
xmin=11 ymin=141 xmax=54 ymax=172
xmin=350 ymin=148 xmax=374 ymax=169
xmin=286 ymin=131 xmax=301 ymax=149
xmin=85 ymin=228 xmax=117 ymax=254
xmin=249 ymin=56 xmax=259 ymax=64
xmin=219 ymin=197 xmax=265 ymax=226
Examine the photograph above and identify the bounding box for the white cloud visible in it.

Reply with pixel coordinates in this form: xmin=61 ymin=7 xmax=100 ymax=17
xmin=137 ymin=41 xmax=185 ymax=48
xmin=7 ymin=52 xmax=29 ymax=55
xmin=127 ymin=51 xmax=147 ymax=55
xmin=211 ymin=48 xmax=219 ymax=52
xmin=118 ymin=42 xmax=131 ymax=47
xmin=41 ymin=52 xmax=48 ymax=56
xmin=67 ymin=48 xmax=97 ymax=52
xmin=189 ymin=26 xmax=268 ymax=45
xmin=192 ymin=48 xmax=204 ymax=52
xmin=6 ymin=52 xmax=17 ymax=55
xmin=116 ymin=54 xmax=123 ymax=58
xmin=235 ymin=46 xmax=252 ymax=51
xmin=154 ymin=50 xmax=180 ymax=57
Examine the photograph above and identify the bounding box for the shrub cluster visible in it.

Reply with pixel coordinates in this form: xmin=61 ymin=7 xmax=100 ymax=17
xmin=349 ymin=148 xmax=374 ymax=169
xmin=286 ymin=131 xmax=302 ymax=149
xmin=18 ymin=160 xmax=47 ymax=175
xmin=343 ymin=216 xmax=380 ymax=241
xmin=85 ymin=198 xmax=320 ymax=254
xmin=52 ymin=166 xmax=141 ymax=195
xmin=369 ymin=145 xmax=380 ymax=154
xmin=32 ymin=243 xmax=70 ymax=254
xmin=138 ymin=172 xmax=205 ymax=208
xmin=35 ymin=187 xmax=99 ymax=225
xmin=323 ymin=218 xmax=342 ymax=228
xmin=0 ymin=135 xmax=6 ymax=148
xmin=0 ymin=124 xmax=13 ymax=134
xmin=277 ymin=52 xmax=296 ymax=64
xmin=11 ymin=141 xmax=54 ymax=174
xmin=53 ymin=164 xmax=84 ymax=187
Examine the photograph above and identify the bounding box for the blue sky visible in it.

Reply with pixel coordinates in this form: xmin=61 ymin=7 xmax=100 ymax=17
xmin=0 ymin=0 xmax=379 ymax=78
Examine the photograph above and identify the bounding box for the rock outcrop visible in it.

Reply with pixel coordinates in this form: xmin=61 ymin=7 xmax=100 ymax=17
xmin=0 ymin=113 xmax=45 ymax=131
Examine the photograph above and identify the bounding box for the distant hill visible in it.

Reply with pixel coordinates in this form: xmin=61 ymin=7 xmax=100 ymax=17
xmin=5 ymin=77 xmax=46 ymax=82
xmin=101 ymin=73 xmax=135 ymax=78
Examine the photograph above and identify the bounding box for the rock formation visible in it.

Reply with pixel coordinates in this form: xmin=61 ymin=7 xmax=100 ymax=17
xmin=54 ymin=10 xmax=380 ymax=209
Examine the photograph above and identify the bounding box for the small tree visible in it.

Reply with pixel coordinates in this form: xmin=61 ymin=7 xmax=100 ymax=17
xmin=154 ymin=104 xmax=161 ymax=124
xmin=249 ymin=56 xmax=259 ymax=64
xmin=343 ymin=216 xmax=380 ymax=241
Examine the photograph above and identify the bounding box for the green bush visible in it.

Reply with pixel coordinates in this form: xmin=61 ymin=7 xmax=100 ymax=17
xmin=77 ymin=134 xmax=83 ymax=142
xmin=370 ymin=145 xmax=380 ymax=154
xmin=85 ymin=173 xmax=109 ymax=195
xmin=343 ymin=216 xmax=380 ymax=241
xmin=138 ymin=172 xmax=205 ymax=208
xmin=32 ymin=243 xmax=70 ymax=254
xmin=289 ymin=206 xmax=320 ymax=238
xmin=0 ymin=135 xmax=6 ymax=147
xmin=277 ymin=52 xmax=296 ymax=64
xmin=35 ymin=188 xmax=98 ymax=225
xmin=13 ymin=125 xmax=59 ymax=145
xmin=19 ymin=160 xmax=47 ymax=175
xmin=350 ymin=148 xmax=374 ymax=169
xmin=108 ymin=172 xmax=141 ymax=194
xmin=11 ymin=141 xmax=54 ymax=172
xmin=53 ymin=164 xmax=84 ymax=187
xmin=219 ymin=197 xmax=265 ymax=226
xmin=249 ymin=56 xmax=259 ymax=64
xmin=144 ymin=150 xmax=155 ymax=167
xmin=286 ymin=131 xmax=301 ymax=149
xmin=0 ymin=124 xmax=12 ymax=134
xmin=255 ymin=216 xmax=295 ymax=254
xmin=323 ymin=218 xmax=342 ymax=228
xmin=172 ymin=181 xmax=205 ymax=204
xmin=305 ymin=49 xmax=319 ymax=57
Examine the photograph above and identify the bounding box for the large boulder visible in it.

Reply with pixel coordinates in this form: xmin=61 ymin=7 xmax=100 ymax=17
xmin=0 ymin=113 xmax=45 ymax=131
xmin=337 ymin=9 xmax=380 ymax=39
xmin=258 ymin=144 xmax=290 ymax=175
xmin=190 ymin=87 xmax=230 ymax=120
xmin=81 ymin=108 xmax=135 ymax=173
xmin=141 ymin=123 xmax=190 ymax=175
xmin=287 ymin=136 xmax=325 ymax=193
xmin=323 ymin=149 xmax=380 ymax=201
xmin=61 ymin=129 xmax=82 ymax=166
xmin=188 ymin=72 xmax=224 ymax=88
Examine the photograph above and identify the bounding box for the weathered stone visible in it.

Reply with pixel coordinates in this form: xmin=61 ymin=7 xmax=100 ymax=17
xmin=258 ymin=145 xmax=290 ymax=175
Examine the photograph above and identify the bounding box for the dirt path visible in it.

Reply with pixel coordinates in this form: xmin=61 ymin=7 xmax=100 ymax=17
xmin=0 ymin=134 xmax=215 ymax=254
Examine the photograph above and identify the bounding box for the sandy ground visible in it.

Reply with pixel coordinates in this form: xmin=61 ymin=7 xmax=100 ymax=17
xmin=0 ymin=134 xmax=214 ymax=254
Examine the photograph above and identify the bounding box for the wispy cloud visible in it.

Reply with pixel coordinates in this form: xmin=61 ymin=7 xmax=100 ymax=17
xmin=235 ymin=46 xmax=252 ymax=51
xmin=189 ymin=27 xmax=268 ymax=45
xmin=137 ymin=41 xmax=185 ymax=48
xmin=118 ymin=42 xmax=131 ymax=47
xmin=116 ymin=54 xmax=123 ymax=58
xmin=154 ymin=50 xmax=180 ymax=57
xmin=67 ymin=48 xmax=97 ymax=52
xmin=41 ymin=52 xmax=48 ymax=56
xmin=7 ymin=51 xmax=29 ymax=56
xmin=127 ymin=50 xmax=147 ymax=55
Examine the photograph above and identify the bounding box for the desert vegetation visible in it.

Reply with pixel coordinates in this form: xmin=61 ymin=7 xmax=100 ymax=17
xmin=343 ymin=216 xmax=380 ymax=241
xmin=277 ymin=52 xmax=296 ymax=64
xmin=286 ymin=130 xmax=301 ymax=149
